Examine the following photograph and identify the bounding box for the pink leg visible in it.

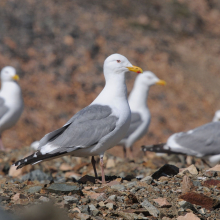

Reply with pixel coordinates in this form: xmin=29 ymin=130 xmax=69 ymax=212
xmin=91 ymin=156 xmax=98 ymax=179
xmin=0 ymin=136 xmax=5 ymax=151
xmin=100 ymin=156 xmax=106 ymax=184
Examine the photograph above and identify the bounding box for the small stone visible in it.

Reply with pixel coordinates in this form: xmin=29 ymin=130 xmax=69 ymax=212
xmin=46 ymin=183 xmax=81 ymax=194
xmin=207 ymin=164 xmax=220 ymax=172
xmin=106 ymin=158 xmax=115 ymax=168
xmin=78 ymin=175 xmax=95 ymax=184
xmin=140 ymin=176 xmax=153 ymax=184
xmin=178 ymin=200 xmax=197 ymax=212
xmin=99 ymin=201 xmax=105 ymax=207
xmin=11 ymin=193 xmax=27 ymax=201
xmin=108 ymin=195 xmax=116 ymax=201
xmin=111 ymin=184 xmax=125 ymax=191
xmin=79 ymin=205 xmax=89 ymax=214
xmin=39 ymin=196 xmax=49 ymax=202
xmin=75 ymin=213 xmax=90 ymax=220
xmin=124 ymin=193 xmax=138 ymax=204
xmin=181 ymin=175 xmax=193 ymax=193
xmin=198 ymin=208 xmax=206 ymax=214
xmin=204 ymin=170 xmax=217 ymax=177
xmin=26 ymin=186 xmax=43 ymax=194
xmin=84 ymin=191 xmax=107 ymax=202
xmin=177 ymin=212 xmax=200 ymax=220
xmin=89 ymin=204 xmax=97 ymax=211
xmin=64 ymin=195 xmax=79 ymax=203
xmin=106 ymin=203 xmax=114 ymax=210
xmin=21 ymin=169 xmax=53 ymax=182
xmin=153 ymin=197 xmax=171 ymax=208
xmin=56 ymin=200 xmax=70 ymax=209
xmin=152 ymin=164 xmax=179 ymax=179
xmin=141 ymin=199 xmax=160 ymax=217
xmin=180 ymin=164 xmax=198 ymax=175
xmin=60 ymin=163 xmax=72 ymax=171
xmin=192 ymin=180 xmax=201 ymax=187
xmin=203 ymin=179 xmax=220 ymax=187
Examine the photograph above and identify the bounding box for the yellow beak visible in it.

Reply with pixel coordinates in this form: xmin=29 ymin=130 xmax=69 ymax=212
xmin=127 ymin=65 xmax=143 ymax=74
xmin=12 ymin=75 xmax=19 ymax=81
xmin=156 ymin=79 xmax=166 ymax=86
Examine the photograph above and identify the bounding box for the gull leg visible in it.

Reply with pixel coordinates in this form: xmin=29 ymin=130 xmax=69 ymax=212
xmin=91 ymin=156 xmax=98 ymax=179
xmin=130 ymin=146 xmax=135 ymax=160
xmin=100 ymin=155 xmax=106 ymax=184
xmin=123 ymin=146 xmax=127 ymax=158
xmin=201 ymin=159 xmax=211 ymax=168
xmin=0 ymin=136 xmax=5 ymax=151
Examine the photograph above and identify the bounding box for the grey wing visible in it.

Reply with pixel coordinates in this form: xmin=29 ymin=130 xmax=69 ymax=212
xmin=172 ymin=122 xmax=220 ymax=156
xmin=124 ymin=112 xmax=143 ymax=138
xmin=39 ymin=104 xmax=118 ymax=153
xmin=0 ymin=97 xmax=9 ymax=120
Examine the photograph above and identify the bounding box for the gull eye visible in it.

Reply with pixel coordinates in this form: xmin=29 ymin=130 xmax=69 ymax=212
xmin=117 ymin=60 xmax=121 ymax=63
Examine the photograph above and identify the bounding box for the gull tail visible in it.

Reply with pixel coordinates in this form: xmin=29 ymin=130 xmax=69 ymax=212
xmin=142 ymin=143 xmax=173 ymax=154
xmin=14 ymin=151 xmax=66 ymax=169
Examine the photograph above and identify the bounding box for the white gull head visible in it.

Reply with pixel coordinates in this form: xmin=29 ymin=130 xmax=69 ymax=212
xmin=1 ymin=66 xmax=19 ymax=82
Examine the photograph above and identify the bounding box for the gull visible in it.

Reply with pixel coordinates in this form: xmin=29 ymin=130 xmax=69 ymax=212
xmin=14 ymin=54 xmax=143 ymax=184
xmin=118 ymin=71 xmax=166 ymax=158
xmin=142 ymin=121 xmax=220 ymax=166
xmin=0 ymin=66 xmax=23 ymax=150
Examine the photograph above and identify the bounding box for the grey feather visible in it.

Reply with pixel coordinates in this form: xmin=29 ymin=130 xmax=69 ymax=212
xmin=0 ymin=97 xmax=9 ymax=120
xmin=39 ymin=104 xmax=118 ymax=153
xmin=172 ymin=122 xmax=220 ymax=156
xmin=124 ymin=112 xmax=143 ymax=138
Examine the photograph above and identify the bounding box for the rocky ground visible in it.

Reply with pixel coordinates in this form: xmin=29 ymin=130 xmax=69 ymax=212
xmin=1 ymin=147 xmax=220 ymax=219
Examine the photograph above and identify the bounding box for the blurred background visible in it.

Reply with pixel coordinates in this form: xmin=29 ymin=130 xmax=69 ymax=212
xmin=1 ymin=0 xmax=220 ymax=156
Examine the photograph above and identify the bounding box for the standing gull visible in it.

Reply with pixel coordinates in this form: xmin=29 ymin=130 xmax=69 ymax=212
xmin=0 ymin=66 xmax=23 ymax=150
xmin=118 ymin=71 xmax=166 ymax=158
xmin=14 ymin=54 xmax=143 ymax=184
xmin=142 ymin=121 xmax=220 ymax=165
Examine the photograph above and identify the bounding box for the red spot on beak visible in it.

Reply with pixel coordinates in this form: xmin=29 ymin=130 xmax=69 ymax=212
xmin=137 ymin=71 xmax=141 ymax=74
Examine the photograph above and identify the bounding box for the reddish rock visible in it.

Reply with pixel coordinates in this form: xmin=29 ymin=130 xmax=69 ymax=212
xmin=177 ymin=212 xmax=200 ymax=220
xmin=203 ymin=179 xmax=220 ymax=187
xmin=73 ymin=162 xmax=89 ymax=172
xmin=153 ymin=197 xmax=172 ymax=208
xmin=179 ymin=192 xmax=220 ymax=210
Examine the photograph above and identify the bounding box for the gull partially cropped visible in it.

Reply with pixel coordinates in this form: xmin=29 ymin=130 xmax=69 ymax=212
xmin=14 ymin=54 xmax=143 ymax=184
xmin=142 ymin=121 xmax=220 ymax=166
xmin=118 ymin=71 xmax=166 ymax=158
xmin=0 ymin=66 xmax=23 ymax=150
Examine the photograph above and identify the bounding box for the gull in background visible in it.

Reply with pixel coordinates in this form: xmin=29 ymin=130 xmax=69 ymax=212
xmin=14 ymin=54 xmax=143 ymax=184
xmin=142 ymin=121 xmax=220 ymax=166
xmin=0 ymin=66 xmax=23 ymax=150
xmin=118 ymin=71 xmax=166 ymax=158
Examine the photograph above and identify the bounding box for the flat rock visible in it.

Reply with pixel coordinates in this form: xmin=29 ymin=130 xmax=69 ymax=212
xmin=26 ymin=186 xmax=43 ymax=194
xmin=83 ymin=191 xmax=107 ymax=202
xmin=46 ymin=183 xmax=81 ymax=194
xmin=153 ymin=197 xmax=171 ymax=208
xmin=64 ymin=195 xmax=80 ymax=203
xmin=110 ymin=184 xmax=125 ymax=191
xmin=60 ymin=163 xmax=72 ymax=171
xmin=141 ymin=199 xmax=160 ymax=217
xmin=151 ymin=164 xmax=179 ymax=179
xmin=177 ymin=212 xmax=201 ymax=220
xmin=75 ymin=213 xmax=91 ymax=220
xmin=179 ymin=192 xmax=220 ymax=210
xmin=39 ymin=196 xmax=50 ymax=202
xmin=8 ymin=165 xmax=23 ymax=178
